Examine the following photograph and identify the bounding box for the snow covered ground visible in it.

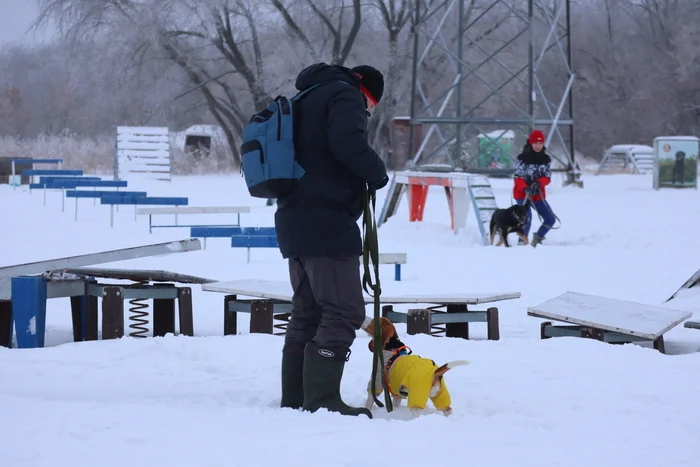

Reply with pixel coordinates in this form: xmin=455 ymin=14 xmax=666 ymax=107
xmin=1 ymin=171 xmax=699 ymax=467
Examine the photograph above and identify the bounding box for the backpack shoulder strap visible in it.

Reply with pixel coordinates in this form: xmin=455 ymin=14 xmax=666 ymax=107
xmin=291 ymin=80 xmax=350 ymax=102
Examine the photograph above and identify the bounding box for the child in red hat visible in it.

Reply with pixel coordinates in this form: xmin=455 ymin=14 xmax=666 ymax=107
xmin=512 ymin=129 xmax=557 ymax=247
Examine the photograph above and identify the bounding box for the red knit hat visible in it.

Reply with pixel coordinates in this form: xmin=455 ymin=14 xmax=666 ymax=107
xmin=529 ymin=130 xmax=545 ymax=144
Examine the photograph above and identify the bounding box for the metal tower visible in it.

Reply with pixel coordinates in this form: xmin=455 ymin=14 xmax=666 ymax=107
xmin=406 ymin=0 xmax=582 ymax=187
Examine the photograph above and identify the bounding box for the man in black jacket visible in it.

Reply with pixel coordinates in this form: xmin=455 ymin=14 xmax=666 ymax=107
xmin=275 ymin=63 xmax=388 ymax=418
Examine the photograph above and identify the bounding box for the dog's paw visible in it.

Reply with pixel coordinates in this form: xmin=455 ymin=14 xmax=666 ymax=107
xmin=392 ymin=395 xmax=402 ymax=407
xmin=441 ymin=407 xmax=453 ymax=417
xmin=409 ymin=407 xmax=423 ymax=418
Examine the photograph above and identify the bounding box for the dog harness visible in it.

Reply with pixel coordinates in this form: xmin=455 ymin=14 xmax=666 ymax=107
xmin=384 ymin=345 xmax=412 ymax=396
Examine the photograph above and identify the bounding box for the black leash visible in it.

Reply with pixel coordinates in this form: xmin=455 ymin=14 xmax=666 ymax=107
xmin=519 ymin=182 xmax=561 ymax=230
xmin=361 ymin=186 xmax=393 ymax=412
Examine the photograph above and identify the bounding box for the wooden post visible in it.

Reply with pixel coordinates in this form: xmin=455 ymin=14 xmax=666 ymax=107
xmin=249 ymin=300 xmax=274 ymax=334
xmin=177 ymin=287 xmax=194 ymax=336
xmin=102 ymin=286 xmax=125 ymax=339
xmin=486 ymin=307 xmax=500 ymax=340
xmin=224 ymin=295 xmax=238 ymax=336
xmin=445 ymin=304 xmax=469 ymax=339
xmin=407 ymin=308 xmax=431 ymax=335
xmin=0 ymin=301 xmax=12 ymax=348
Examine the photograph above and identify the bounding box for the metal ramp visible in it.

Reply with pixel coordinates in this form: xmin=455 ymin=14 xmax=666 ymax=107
xmin=596 ymin=145 xmax=654 ymax=175
xmin=467 ymin=175 xmax=498 ymax=246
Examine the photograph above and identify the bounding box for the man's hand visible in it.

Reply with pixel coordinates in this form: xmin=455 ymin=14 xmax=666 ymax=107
xmin=368 ymin=174 xmax=389 ymax=193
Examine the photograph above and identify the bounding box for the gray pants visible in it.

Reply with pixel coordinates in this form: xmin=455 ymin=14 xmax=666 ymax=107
xmin=285 ymin=255 xmax=366 ymax=349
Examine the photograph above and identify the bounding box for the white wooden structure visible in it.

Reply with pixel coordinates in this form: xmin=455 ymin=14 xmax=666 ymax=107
xmin=135 ymin=206 xmax=251 ymax=234
xmin=115 ymin=126 xmax=171 ymax=182
xmin=596 ymin=144 xmax=654 ymax=175
xmin=527 ymin=291 xmax=692 ymax=353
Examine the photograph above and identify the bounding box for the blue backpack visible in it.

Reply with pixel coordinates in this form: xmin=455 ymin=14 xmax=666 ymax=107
xmin=240 ymin=81 xmax=345 ymax=198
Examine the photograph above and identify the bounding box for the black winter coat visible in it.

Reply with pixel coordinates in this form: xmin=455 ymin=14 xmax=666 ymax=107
xmin=273 ymin=63 xmax=387 ymax=259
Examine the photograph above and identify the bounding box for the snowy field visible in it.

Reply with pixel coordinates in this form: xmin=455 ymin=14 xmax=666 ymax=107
xmin=1 ymin=171 xmax=699 ymax=467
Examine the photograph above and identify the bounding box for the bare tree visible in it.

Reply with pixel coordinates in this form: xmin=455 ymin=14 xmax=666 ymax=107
xmin=272 ymin=0 xmax=362 ymax=66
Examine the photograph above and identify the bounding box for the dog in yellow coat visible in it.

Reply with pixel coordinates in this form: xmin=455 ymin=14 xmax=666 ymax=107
xmin=361 ymin=317 xmax=469 ymax=417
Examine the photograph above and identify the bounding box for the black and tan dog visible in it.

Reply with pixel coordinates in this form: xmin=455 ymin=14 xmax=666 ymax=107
xmin=489 ymin=203 xmax=530 ymax=247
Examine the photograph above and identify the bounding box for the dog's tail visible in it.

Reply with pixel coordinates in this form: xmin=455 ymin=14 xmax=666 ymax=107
xmin=445 ymin=360 xmax=470 ymax=369
xmin=435 ymin=360 xmax=470 ymax=378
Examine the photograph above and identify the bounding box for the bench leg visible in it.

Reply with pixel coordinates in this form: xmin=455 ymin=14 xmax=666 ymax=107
xmin=224 ymin=295 xmax=238 ymax=336
xmin=70 ymin=295 xmax=85 ymax=342
xmin=653 ymin=336 xmax=665 ymax=354
xmin=153 ymin=289 xmax=176 ymax=337
xmin=178 ymin=287 xmax=194 ymax=336
xmin=85 ymin=292 xmax=98 ymax=341
xmin=486 ymin=306 xmax=500 ymax=340
xmin=445 ymin=304 xmax=469 ymax=340
xmin=407 ymin=309 xmax=431 ymax=335
xmin=394 ymin=264 xmax=401 ymax=281
xmin=381 ymin=304 xmax=393 ymax=319
xmin=102 ymin=286 xmax=125 ymax=340
xmin=540 ymin=321 xmax=553 ymax=339
xmin=11 ymin=276 xmax=48 ymax=349
xmin=249 ymin=300 xmax=274 ymax=334
xmin=0 ymin=300 xmax=12 ymax=348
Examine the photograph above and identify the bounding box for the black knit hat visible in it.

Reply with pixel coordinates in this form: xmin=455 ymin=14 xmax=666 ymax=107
xmin=352 ymin=65 xmax=384 ymax=104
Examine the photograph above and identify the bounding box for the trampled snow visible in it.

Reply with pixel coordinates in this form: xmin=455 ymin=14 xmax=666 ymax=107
xmin=1 ymin=172 xmax=699 ymax=467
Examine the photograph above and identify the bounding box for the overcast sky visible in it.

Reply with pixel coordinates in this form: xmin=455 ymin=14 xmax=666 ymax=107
xmin=0 ymin=0 xmax=54 ymax=46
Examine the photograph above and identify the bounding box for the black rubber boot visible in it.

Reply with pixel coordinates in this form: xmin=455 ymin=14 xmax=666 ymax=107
xmin=302 ymin=341 xmax=372 ymax=418
xmin=280 ymin=341 xmax=306 ymax=409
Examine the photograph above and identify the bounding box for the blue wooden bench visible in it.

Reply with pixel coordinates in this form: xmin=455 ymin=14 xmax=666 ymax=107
xmin=31 ymin=179 xmax=130 ymax=211
xmin=37 ymin=176 xmax=101 ymax=185
xmin=190 ymin=226 xmax=278 ymax=261
xmin=101 ymin=196 xmax=189 ymax=227
xmin=66 ymin=190 xmax=148 ymax=221
xmin=22 ymin=169 xmax=83 ymax=177
xmin=10 ymin=158 xmax=63 ymax=187
xmin=30 ymin=178 xmax=100 ymax=190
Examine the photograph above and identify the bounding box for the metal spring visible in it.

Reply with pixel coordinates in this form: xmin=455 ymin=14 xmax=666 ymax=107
xmin=128 ymin=280 xmax=150 ymax=338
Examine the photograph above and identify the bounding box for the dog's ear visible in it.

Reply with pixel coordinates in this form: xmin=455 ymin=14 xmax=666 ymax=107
xmin=380 ymin=318 xmax=397 ymax=348
xmin=367 ymin=317 xmax=397 ymax=352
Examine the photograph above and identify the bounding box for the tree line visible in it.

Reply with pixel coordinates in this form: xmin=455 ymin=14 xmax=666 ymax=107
xmin=0 ymin=0 xmax=696 ymax=171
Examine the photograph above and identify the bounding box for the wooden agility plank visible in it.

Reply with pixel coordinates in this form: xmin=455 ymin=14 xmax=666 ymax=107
xmin=202 ymin=279 xmax=520 ymax=305
xmin=0 ymin=239 xmax=202 ymax=300
xmin=527 ymin=291 xmax=692 ymax=340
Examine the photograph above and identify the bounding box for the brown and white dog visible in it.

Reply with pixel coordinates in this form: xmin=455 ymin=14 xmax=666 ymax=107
xmin=361 ymin=316 xmax=469 ymax=417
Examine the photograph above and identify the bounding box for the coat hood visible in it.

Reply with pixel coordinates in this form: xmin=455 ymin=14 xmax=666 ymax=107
xmin=295 ymin=62 xmax=360 ymax=92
